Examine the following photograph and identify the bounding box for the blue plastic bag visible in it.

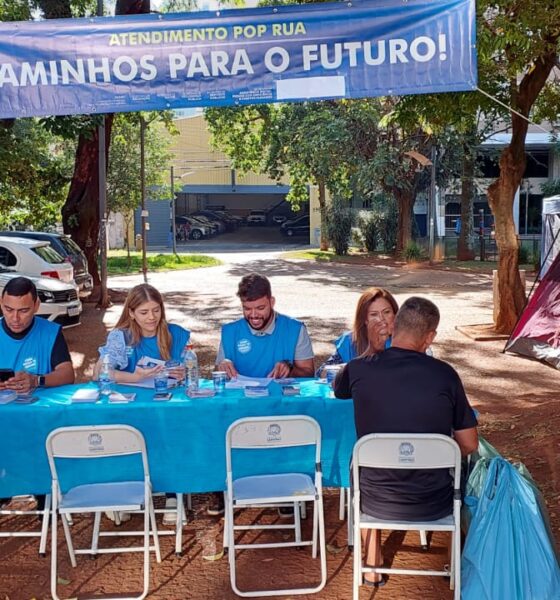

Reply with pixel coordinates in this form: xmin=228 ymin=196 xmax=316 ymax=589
xmin=461 ymin=458 xmax=560 ymax=600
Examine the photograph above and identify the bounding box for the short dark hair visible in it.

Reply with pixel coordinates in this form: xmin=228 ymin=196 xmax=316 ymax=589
xmin=2 ymin=277 xmax=38 ymax=301
xmin=237 ymin=273 xmax=272 ymax=301
xmin=394 ymin=296 xmax=439 ymax=337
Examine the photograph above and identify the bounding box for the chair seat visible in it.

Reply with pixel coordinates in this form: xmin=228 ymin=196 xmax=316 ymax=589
xmin=233 ymin=473 xmax=316 ymax=504
xmin=60 ymin=481 xmax=145 ymax=513
xmin=359 ymin=511 xmax=455 ymax=530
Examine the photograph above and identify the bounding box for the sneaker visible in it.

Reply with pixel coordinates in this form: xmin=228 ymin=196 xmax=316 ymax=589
xmin=277 ymin=506 xmax=294 ymax=518
xmin=206 ymin=493 xmax=225 ymax=516
xmin=105 ymin=511 xmax=131 ymax=523
xmin=162 ymin=496 xmax=178 ymax=526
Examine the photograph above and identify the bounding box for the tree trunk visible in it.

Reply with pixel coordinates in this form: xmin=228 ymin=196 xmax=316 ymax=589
xmin=395 ymin=189 xmax=415 ymax=252
xmin=486 ymin=52 xmax=557 ymax=333
xmin=318 ymin=179 xmax=329 ymax=251
xmin=457 ymin=141 xmax=476 ymax=260
xmin=60 ymin=0 xmax=150 ymax=300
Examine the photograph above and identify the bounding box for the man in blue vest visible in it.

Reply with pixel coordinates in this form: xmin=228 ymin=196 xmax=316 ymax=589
xmin=0 ymin=276 xmax=74 ymax=393
xmin=0 ymin=276 xmax=75 ymax=509
xmin=216 ymin=272 xmax=314 ymax=379
xmin=209 ymin=273 xmax=314 ymax=516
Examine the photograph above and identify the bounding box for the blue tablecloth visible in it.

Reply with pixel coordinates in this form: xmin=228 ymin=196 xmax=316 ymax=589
xmin=0 ymin=380 xmax=356 ymax=496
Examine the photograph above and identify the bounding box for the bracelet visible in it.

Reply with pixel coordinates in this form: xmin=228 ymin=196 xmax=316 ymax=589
xmin=282 ymin=360 xmax=294 ymax=371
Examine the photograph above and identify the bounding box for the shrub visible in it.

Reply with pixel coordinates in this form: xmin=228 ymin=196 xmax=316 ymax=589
xmin=403 ymin=240 xmax=425 ymax=262
xmin=357 ymin=211 xmax=379 ymax=252
xmin=326 ymin=203 xmax=353 ymax=255
xmin=518 ymin=245 xmax=530 ymax=264
xmin=351 ymin=226 xmax=364 ymax=250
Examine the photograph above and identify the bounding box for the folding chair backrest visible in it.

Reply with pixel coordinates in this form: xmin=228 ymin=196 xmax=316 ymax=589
xmin=226 ymin=415 xmax=321 ymax=472
xmin=46 ymin=425 xmax=149 ymax=481
xmin=353 ymin=433 xmax=461 ymax=489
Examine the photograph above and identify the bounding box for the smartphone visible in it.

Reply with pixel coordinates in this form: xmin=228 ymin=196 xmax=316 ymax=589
xmin=153 ymin=392 xmax=172 ymax=401
xmin=0 ymin=369 xmax=14 ymax=382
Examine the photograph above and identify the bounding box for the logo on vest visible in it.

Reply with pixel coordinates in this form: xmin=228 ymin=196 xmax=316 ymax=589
xmin=237 ymin=338 xmax=252 ymax=354
xmin=22 ymin=357 xmax=37 ymax=371
xmin=398 ymin=442 xmax=415 ymax=464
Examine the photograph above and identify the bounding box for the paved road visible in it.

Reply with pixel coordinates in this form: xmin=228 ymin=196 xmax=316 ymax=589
xmin=105 ymin=251 xmax=495 ymax=359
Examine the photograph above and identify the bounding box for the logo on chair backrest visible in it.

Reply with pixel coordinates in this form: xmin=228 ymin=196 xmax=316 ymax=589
xmin=398 ymin=442 xmax=415 ymax=464
xmin=88 ymin=433 xmax=104 ymax=453
xmin=267 ymin=424 xmax=282 ymax=442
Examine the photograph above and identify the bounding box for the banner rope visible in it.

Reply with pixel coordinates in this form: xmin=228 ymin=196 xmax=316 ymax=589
xmin=476 ymin=86 xmax=550 ymax=134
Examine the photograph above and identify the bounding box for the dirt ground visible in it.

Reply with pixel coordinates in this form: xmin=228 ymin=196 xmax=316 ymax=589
xmin=0 ymin=254 xmax=558 ymax=600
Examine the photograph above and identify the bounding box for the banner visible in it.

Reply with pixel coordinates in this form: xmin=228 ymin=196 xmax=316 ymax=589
xmin=0 ymin=0 xmax=477 ymax=119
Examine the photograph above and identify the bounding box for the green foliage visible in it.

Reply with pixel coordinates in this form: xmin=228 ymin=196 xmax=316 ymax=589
xmin=403 ymin=240 xmax=425 ymax=262
xmin=326 ymin=202 xmax=353 ymax=256
xmin=540 ymin=179 xmax=560 ymax=198
xmin=0 ymin=119 xmax=74 ymax=229
xmin=356 ymin=211 xmax=379 ymax=252
xmin=107 ymin=112 xmax=173 ymax=217
xmin=106 ymin=251 xmax=220 ymax=275
xmin=517 ymin=245 xmax=530 ymax=265
xmin=0 ymin=0 xmax=31 ymax=21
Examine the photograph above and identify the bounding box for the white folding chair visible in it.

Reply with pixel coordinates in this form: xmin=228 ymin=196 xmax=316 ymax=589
xmin=0 ymin=494 xmax=51 ymax=555
xmin=224 ymin=415 xmax=327 ymax=597
xmin=46 ymin=425 xmax=161 ymax=600
xmin=351 ymin=433 xmax=462 ymax=600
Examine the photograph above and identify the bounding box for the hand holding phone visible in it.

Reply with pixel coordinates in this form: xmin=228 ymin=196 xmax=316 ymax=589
xmin=0 ymin=369 xmax=15 ymax=382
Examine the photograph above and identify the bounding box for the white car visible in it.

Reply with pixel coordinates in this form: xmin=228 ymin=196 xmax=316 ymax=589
xmin=0 ymin=236 xmax=74 ymax=283
xmin=0 ymin=268 xmax=82 ymax=327
xmin=246 ymin=210 xmax=267 ymax=225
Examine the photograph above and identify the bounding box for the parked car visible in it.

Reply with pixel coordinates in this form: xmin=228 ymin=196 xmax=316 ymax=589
xmin=194 ymin=210 xmax=236 ymax=232
xmin=190 ymin=215 xmax=221 ymax=235
xmin=0 ymin=236 xmax=74 ymax=283
xmin=0 ymin=231 xmax=93 ymax=295
xmin=280 ymin=215 xmax=310 ymax=237
xmin=0 ymin=267 xmax=82 ymax=327
xmin=174 ymin=216 xmax=209 ymax=240
xmin=246 ymin=210 xmax=267 ymax=225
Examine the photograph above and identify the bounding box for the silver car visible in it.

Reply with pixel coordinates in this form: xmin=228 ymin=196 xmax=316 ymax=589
xmin=0 ymin=268 xmax=82 ymax=328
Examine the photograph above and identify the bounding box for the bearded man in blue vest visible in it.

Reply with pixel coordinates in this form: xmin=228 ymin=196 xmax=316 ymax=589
xmin=216 ymin=273 xmax=315 ymax=379
xmin=0 ymin=277 xmax=74 ymax=393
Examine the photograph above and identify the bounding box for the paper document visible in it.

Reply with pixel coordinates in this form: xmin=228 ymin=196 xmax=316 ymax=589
xmin=226 ymin=375 xmax=273 ymax=389
xmin=127 ymin=356 xmax=180 ymax=389
xmin=71 ymin=388 xmax=100 ymax=403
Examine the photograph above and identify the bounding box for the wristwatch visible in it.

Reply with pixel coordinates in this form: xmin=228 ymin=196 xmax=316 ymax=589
xmin=282 ymin=360 xmax=294 ymax=371
xmin=37 ymin=375 xmax=46 ymax=387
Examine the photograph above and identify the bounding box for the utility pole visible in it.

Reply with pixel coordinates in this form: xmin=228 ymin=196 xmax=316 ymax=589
xmin=140 ymin=115 xmax=148 ymax=283
xmin=170 ymin=166 xmax=177 ymax=254
xmin=428 ymin=146 xmax=437 ymax=263
xmin=97 ymin=0 xmax=109 ymax=307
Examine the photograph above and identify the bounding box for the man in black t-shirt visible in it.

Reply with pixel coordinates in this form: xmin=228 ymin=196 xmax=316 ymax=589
xmin=334 ymin=296 xmax=478 ymax=584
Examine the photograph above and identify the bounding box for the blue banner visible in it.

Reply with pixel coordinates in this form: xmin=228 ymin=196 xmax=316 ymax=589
xmin=0 ymin=0 xmax=476 ymax=119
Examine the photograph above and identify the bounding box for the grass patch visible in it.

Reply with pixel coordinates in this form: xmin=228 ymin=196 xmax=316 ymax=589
xmin=282 ymin=248 xmax=386 ymax=263
xmin=440 ymin=259 xmax=534 ymax=273
xmin=107 ymin=251 xmax=221 ymax=275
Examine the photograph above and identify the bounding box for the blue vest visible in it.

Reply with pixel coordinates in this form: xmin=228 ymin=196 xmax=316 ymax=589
xmin=334 ymin=331 xmax=392 ymax=362
xmin=221 ymin=313 xmax=302 ymax=377
xmin=124 ymin=323 xmax=190 ymax=373
xmin=0 ymin=317 xmax=59 ymax=374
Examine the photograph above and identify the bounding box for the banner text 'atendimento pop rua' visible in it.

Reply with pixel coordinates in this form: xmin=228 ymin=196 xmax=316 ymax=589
xmin=0 ymin=0 xmax=477 ymax=118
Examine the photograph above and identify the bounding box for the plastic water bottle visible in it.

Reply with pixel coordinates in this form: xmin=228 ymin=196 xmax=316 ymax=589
xmin=183 ymin=344 xmax=199 ymax=393
xmin=99 ymin=355 xmax=113 ymax=396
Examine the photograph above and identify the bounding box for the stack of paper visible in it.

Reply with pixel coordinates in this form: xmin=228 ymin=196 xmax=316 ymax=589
xmin=244 ymin=385 xmax=270 ymax=397
xmin=0 ymin=390 xmax=16 ymax=404
xmin=186 ymin=388 xmax=215 ymax=398
xmin=281 ymin=384 xmax=301 ymax=396
xmin=71 ymin=388 xmax=100 ymax=403
xmin=226 ymin=375 xmax=272 ymax=389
